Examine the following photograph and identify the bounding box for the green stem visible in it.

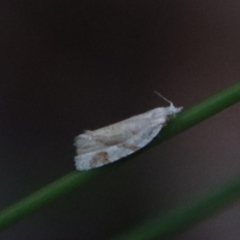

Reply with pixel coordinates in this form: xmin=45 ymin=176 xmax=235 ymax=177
xmin=112 ymin=176 xmax=240 ymax=240
xmin=0 ymin=171 xmax=102 ymax=231
xmin=157 ymin=81 xmax=240 ymax=143
xmin=0 ymin=81 xmax=239 ymax=232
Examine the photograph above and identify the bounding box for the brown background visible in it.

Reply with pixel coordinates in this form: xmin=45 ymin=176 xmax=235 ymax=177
xmin=0 ymin=0 xmax=240 ymax=239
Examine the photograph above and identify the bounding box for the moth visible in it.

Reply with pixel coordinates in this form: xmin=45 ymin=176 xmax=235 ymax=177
xmin=74 ymin=92 xmax=183 ymax=170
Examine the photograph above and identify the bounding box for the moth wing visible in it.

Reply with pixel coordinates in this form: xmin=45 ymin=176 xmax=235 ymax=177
xmin=74 ymin=121 xmax=164 ymax=170
xmin=74 ymin=106 xmax=183 ymax=170
xmin=74 ymin=131 xmax=106 ymax=154
xmin=75 ymin=115 xmax=166 ymax=153
xmin=115 ymin=120 xmax=164 ymax=155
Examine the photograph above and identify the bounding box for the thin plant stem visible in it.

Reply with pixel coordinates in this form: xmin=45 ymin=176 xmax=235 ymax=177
xmin=157 ymin=81 xmax=240 ymax=143
xmin=0 ymin=170 xmax=104 ymax=231
xmin=112 ymin=175 xmax=240 ymax=240
xmin=0 ymin=81 xmax=239 ymax=232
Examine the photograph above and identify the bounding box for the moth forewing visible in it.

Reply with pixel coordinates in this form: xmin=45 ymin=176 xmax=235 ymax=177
xmin=74 ymin=103 xmax=183 ymax=170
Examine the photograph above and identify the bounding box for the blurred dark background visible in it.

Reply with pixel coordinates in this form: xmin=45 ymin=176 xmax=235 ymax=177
xmin=0 ymin=0 xmax=240 ymax=239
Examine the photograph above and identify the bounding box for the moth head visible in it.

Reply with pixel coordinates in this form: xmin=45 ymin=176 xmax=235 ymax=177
xmin=166 ymin=104 xmax=183 ymax=119
xmin=154 ymin=91 xmax=183 ymax=118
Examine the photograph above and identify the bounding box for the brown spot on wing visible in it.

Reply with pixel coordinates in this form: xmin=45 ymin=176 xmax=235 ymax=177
xmin=90 ymin=151 xmax=109 ymax=168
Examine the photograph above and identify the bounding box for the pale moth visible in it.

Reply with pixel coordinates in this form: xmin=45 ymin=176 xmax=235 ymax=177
xmin=74 ymin=92 xmax=183 ymax=171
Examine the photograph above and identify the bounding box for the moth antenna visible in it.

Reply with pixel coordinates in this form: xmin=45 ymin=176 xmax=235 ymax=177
xmin=154 ymin=91 xmax=173 ymax=106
